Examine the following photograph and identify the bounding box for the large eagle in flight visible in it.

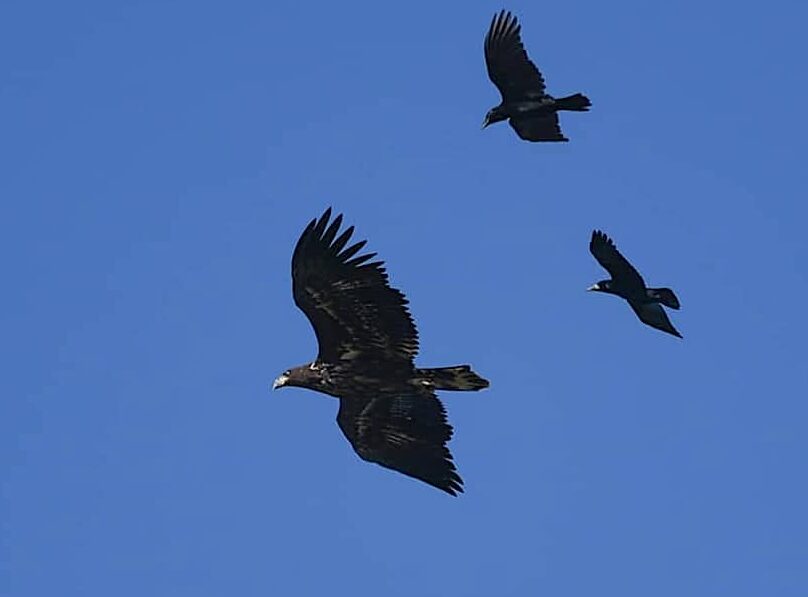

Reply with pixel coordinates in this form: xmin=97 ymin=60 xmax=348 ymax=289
xmin=273 ymin=209 xmax=489 ymax=495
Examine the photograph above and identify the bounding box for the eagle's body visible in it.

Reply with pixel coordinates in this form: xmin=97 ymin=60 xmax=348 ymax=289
xmin=482 ymin=10 xmax=591 ymax=142
xmin=273 ymin=209 xmax=488 ymax=495
xmin=277 ymin=362 xmax=484 ymax=399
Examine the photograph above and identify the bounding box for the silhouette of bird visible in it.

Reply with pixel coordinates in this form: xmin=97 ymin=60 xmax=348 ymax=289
xmin=273 ymin=208 xmax=489 ymax=495
xmin=588 ymin=230 xmax=682 ymax=338
xmin=482 ymin=10 xmax=591 ymax=142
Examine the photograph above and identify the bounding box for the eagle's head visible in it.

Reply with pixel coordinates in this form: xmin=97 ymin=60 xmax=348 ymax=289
xmin=272 ymin=370 xmax=291 ymax=390
xmin=272 ymin=363 xmax=322 ymax=392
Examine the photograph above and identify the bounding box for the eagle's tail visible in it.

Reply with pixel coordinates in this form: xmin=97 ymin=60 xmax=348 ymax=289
xmin=418 ymin=366 xmax=489 ymax=391
xmin=555 ymin=93 xmax=591 ymax=111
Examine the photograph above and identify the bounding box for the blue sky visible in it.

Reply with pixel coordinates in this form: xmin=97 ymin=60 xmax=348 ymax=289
xmin=2 ymin=0 xmax=807 ymax=595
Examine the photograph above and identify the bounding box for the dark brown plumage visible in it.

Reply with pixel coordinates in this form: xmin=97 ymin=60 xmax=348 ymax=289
xmin=273 ymin=208 xmax=489 ymax=495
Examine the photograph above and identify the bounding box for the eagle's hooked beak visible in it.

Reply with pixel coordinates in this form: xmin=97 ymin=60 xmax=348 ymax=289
xmin=586 ymin=283 xmax=599 ymax=291
xmin=272 ymin=374 xmax=289 ymax=390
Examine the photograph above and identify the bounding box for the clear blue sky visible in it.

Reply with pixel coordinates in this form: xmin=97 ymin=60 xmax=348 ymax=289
xmin=2 ymin=1 xmax=806 ymax=595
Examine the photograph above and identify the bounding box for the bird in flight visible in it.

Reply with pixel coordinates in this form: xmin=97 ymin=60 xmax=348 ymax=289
xmin=482 ymin=10 xmax=591 ymax=142
xmin=273 ymin=208 xmax=489 ymax=495
xmin=588 ymin=230 xmax=683 ymax=338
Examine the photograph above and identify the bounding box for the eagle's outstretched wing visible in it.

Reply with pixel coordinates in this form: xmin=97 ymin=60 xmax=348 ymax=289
xmin=291 ymin=208 xmax=419 ymax=365
xmin=337 ymin=391 xmax=463 ymax=496
xmin=484 ymin=10 xmax=547 ymax=103
xmin=590 ymin=230 xmax=646 ymax=291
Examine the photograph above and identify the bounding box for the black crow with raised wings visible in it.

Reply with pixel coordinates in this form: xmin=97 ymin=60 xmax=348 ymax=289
xmin=273 ymin=209 xmax=489 ymax=495
xmin=588 ymin=230 xmax=683 ymax=338
xmin=483 ymin=10 xmax=591 ymax=142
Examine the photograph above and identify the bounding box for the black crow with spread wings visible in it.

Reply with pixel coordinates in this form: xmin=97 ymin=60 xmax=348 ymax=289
xmin=483 ymin=10 xmax=591 ymax=142
xmin=273 ymin=209 xmax=489 ymax=495
xmin=588 ymin=230 xmax=683 ymax=338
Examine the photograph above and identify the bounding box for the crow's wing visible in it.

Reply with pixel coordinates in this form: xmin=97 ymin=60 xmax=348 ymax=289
xmin=509 ymin=113 xmax=567 ymax=142
xmin=629 ymin=301 xmax=683 ymax=338
xmin=590 ymin=230 xmax=646 ymax=291
xmin=484 ymin=10 xmax=547 ymax=103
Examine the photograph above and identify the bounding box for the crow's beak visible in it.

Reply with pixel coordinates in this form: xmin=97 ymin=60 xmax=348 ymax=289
xmin=272 ymin=374 xmax=288 ymax=390
xmin=481 ymin=117 xmax=490 ymax=129
xmin=586 ymin=284 xmax=599 ymax=291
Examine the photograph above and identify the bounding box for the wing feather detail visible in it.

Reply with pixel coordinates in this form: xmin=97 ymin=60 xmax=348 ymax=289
xmin=590 ymin=230 xmax=646 ymax=291
xmin=484 ymin=10 xmax=547 ymax=102
xmin=337 ymin=391 xmax=463 ymax=496
xmin=291 ymin=208 xmax=419 ymax=365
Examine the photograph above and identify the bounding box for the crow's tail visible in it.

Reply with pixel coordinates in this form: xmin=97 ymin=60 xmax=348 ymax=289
xmin=649 ymin=287 xmax=681 ymax=310
xmin=417 ymin=366 xmax=489 ymax=391
xmin=555 ymin=93 xmax=591 ymax=111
